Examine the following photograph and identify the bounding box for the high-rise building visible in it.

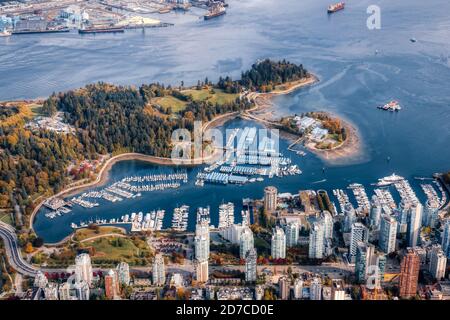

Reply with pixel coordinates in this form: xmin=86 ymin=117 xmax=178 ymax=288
xmin=396 ymin=201 xmax=410 ymax=234
xmin=331 ymin=279 xmax=345 ymax=300
xmin=105 ymin=269 xmax=120 ymax=299
xmin=407 ymin=203 xmax=423 ymax=247
xmin=399 ymin=248 xmax=420 ymax=298
xmin=309 ymin=221 xmax=324 ymax=259
xmin=379 ymin=214 xmax=397 ymax=254
xmin=429 ymin=244 xmax=447 ymax=281
xmin=240 ymin=226 xmax=254 ymax=259
xmin=355 ymin=242 xmax=374 ymax=284
xmin=343 ymin=203 xmax=356 ymax=232
xmin=152 ymin=253 xmax=166 ymax=286
xmin=278 ymin=276 xmax=290 ymax=300
xmin=285 ymin=221 xmax=299 ymax=247
xmin=349 ymin=222 xmax=369 ymax=262
xmin=271 ymin=226 xmax=286 ymax=259
xmin=219 ymin=223 xmax=246 ymax=244
xmin=245 ymin=248 xmax=257 ymax=282
xmin=194 ymin=259 xmax=209 ymax=283
xmin=441 ymin=219 xmax=450 ymax=258
xmin=116 ymin=262 xmax=130 ymax=286
xmin=74 ymin=253 xmax=93 ymax=286
xmin=320 ymin=211 xmax=333 ymax=240
xmin=264 ymin=186 xmax=278 ymax=213
xmin=255 ymin=285 xmax=264 ymax=300
xmin=369 ymin=196 xmax=382 ymax=229
xmin=310 ymin=277 xmax=322 ymax=300
xmin=424 ymin=201 xmax=439 ymax=228
xmin=293 ymin=278 xmax=304 ymax=299
xmin=195 ymin=221 xmax=210 ymax=261
xmin=59 ymin=275 xmax=90 ymax=300
xmin=218 ymin=202 xmax=234 ymax=229
xmin=34 ymin=271 xmax=48 ymax=289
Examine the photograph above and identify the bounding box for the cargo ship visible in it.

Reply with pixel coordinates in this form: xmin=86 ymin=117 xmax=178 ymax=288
xmin=204 ymin=4 xmax=226 ymax=20
xmin=327 ymin=2 xmax=345 ymax=13
xmin=79 ymin=26 xmax=125 ymax=34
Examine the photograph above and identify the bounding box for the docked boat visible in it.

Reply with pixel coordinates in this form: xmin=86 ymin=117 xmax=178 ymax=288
xmin=327 ymin=2 xmax=345 ymax=13
xmin=204 ymin=4 xmax=226 ymax=20
xmin=0 ymin=29 xmax=11 ymax=37
xmin=79 ymin=26 xmax=125 ymax=34
xmin=374 ymin=173 xmax=405 ymax=187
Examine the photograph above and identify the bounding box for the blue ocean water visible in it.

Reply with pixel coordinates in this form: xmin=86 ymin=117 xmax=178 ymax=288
xmin=1 ymin=0 xmax=449 ymax=242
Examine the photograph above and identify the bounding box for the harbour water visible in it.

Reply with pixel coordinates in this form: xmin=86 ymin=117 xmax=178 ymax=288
xmin=1 ymin=0 xmax=450 ymax=242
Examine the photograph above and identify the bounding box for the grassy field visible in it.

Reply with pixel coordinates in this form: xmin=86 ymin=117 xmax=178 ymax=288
xmin=73 ymin=226 xmax=125 ymax=242
xmin=81 ymin=236 xmax=153 ymax=266
xmin=0 ymin=212 xmax=13 ymax=225
xmin=151 ymin=88 xmax=239 ymax=113
xmin=182 ymin=88 xmax=239 ymax=105
xmin=152 ymin=95 xmax=188 ymax=113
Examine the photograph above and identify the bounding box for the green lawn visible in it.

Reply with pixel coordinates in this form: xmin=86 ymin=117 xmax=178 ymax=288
xmin=152 ymin=95 xmax=188 ymax=113
xmin=0 ymin=212 xmax=13 ymax=225
xmin=152 ymin=88 xmax=239 ymax=113
xmin=81 ymin=236 xmax=153 ymax=266
xmin=73 ymin=226 xmax=125 ymax=242
xmin=182 ymin=88 xmax=239 ymax=105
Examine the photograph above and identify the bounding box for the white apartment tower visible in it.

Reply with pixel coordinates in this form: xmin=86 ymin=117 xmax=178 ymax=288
xmin=271 ymin=226 xmax=286 ymax=259
xmin=240 ymin=226 xmax=254 ymax=259
xmin=75 ymin=253 xmax=93 ymax=286
xmin=309 ymin=222 xmax=325 ymax=259
xmin=152 ymin=253 xmax=166 ymax=286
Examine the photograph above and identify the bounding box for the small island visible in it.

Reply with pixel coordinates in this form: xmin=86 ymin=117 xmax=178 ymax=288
xmin=276 ymin=111 xmax=361 ymax=161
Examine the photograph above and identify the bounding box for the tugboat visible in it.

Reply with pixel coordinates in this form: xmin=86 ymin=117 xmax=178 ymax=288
xmin=204 ymin=3 xmax=226 ymax=20
xmin=327 ymin=2 xmax=345 ymax=13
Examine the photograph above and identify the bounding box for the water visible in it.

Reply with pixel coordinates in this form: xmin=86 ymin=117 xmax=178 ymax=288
xmin=1 ymin=0 xmax=449 ymax=242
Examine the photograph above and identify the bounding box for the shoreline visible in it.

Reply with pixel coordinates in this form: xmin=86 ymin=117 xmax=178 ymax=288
xmin=29 ymin=74 xmax=321 ymax=242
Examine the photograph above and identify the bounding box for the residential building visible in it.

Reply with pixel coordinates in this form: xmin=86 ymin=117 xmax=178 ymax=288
xmin=195 ymin=259 xmax=209 ymax=283
xmin=407 ymin=203 xmax=423 ymax=247
xmin=293 ymin=278 xmax=304 ymax=299
xmin=240 ymin=226 xmax=254 ymax=259
xmin=264 ymin=186 xmax=278 ymax=213
xmin=310 ymin=277 xmax=322 ymax=300
xmin=379 ymin=214 xmax=397 ymax=254
xmin=116 ymin=262 xmax=130 ymax=286
xmin=429 ymin=244 xmax=447 ymax=281
xmin=245 ymin=248 xmax=257 ymax=282
xmin=195 ymin=221 xmax=210 ymax=261
xmin=349 ymin=223 xmax=369 ymax=262
xmin=321 ymin=210 xmax=333 ymax=240
xmin=399 ymin=248 xmax=420 ymax=298
xmin=218 ymin=202 xmax=234 ymax=229
xmin=309 ymin=221 xmax=324 ymax=259
xmin=441 ymin=219 xmax=450 ymax=258
xmin=278 ymin=276 xmax=290 ymax=300
xmin=74 ymin=253 xmax=93 ymax=286
xmin=152 ymin=253 xmax=166 ymax=286
xmin=271 ymin=226 xmax=286 ymax=259
xmin=285 ymin=221 xmax=299 ymax=247
xmin=105 ymin=269 xmax=120 ymax=299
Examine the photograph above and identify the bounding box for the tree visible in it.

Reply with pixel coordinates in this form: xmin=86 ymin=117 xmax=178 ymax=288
xmin=25 ymin=242 xmax=34 ymax=254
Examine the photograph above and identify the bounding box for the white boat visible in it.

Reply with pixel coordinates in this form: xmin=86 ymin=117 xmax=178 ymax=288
xmin=0 ymin=30 xmax=11 ymax=37
xmin=375 ymin=173 xmax=404 ymax=186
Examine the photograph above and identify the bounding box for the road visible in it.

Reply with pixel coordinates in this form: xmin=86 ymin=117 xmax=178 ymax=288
xmin=0 ymin=222 xmax=38 ymax=277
